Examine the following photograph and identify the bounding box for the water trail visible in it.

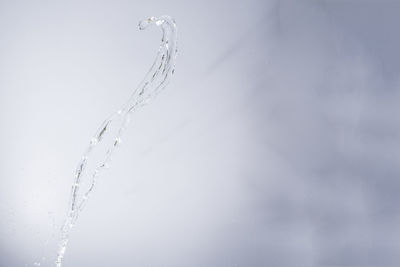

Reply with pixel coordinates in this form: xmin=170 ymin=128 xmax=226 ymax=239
xmin=55 ymin=15 xmax=178 ymax=267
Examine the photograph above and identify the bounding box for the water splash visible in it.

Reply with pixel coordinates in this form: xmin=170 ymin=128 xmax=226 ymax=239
xmin=55 ymin=15 xmax=178 ymax=267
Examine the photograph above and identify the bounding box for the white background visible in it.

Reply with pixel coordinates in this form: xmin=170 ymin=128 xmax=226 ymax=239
xmin=1 ymin=0 xmax=400 ymax=266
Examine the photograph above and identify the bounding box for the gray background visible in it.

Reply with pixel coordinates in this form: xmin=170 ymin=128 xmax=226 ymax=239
xmin=1 ymin=0 xmax=400 ymax=266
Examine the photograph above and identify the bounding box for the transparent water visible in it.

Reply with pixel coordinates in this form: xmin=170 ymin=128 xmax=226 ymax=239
xmin=54 ymin=15 xmax=178 ymax=267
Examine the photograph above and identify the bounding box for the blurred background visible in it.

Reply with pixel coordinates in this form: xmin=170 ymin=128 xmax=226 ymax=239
xmin=1 ymin=0 xmax=400 ymax=266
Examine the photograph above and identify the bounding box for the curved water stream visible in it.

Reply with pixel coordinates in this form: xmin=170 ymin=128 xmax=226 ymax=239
xmin=55 ymin=15 xmax=178 ymax=267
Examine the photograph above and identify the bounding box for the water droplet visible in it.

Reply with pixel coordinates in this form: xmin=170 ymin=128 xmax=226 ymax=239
xmin=90 ymin=137 xmax=98 ymax=145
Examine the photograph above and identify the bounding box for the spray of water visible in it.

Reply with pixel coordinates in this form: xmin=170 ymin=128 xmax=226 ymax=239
xmin=55 ymin=15 xmax=178 ymax=267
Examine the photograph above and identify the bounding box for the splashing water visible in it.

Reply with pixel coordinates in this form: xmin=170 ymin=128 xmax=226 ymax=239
xmin=55 ymin=15 xmax=178 ymax=267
